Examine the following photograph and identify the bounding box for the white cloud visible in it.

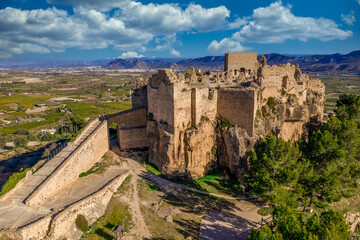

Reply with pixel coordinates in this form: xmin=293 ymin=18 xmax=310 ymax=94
xmin=119 ymin=51 xmax=144 ymax=59
xmin=184 ymin=4 xmax=230 ymax=32
xmin=341 ymin=11 xmax=356 ymax=26
xmin=227 ymin=17 xmax=249 ymax=29
xmin=357 ymin=0 xmax=360 ymax=5
xmin=118 ymin=2 xmax=229 ymax=35
xmin=208 ymin=1 xmax=353 ymax=53
xmin=208 ymin=38 xmax=248 ymax=53
xmin=170 ymin=49 xmax=180 ymax=57
xmin=0 ymin=1 xmax=231 ymax=59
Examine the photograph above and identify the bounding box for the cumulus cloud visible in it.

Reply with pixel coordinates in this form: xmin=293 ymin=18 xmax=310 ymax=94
xmin=0 ymin=7 xmax=153 ymax=58
xmin=341 ymin=11 xmax=356 ymax=26
xmin=227 ymin=17 xmax=249 ymax=29
xmin=170 ymin=49 xmax=180 ymax=57
xmin=119 ymin=51 xmax=144 ymax=59
xmin=118 ymin=2 xmax=229 ymax=35
xmin=208 ymin=1 xmax=352 ymax=53
xmin=0 ymin=1 xmax=230 ymax=59
xmin=208 ymin=38 xmax=247 ymax=53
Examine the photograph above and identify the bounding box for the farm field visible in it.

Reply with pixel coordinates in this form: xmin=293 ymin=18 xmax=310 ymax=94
xmin=309 ymin=72 xmax=360 ymax=112
xmin=0 ymin=68 xmax=152 ymax=173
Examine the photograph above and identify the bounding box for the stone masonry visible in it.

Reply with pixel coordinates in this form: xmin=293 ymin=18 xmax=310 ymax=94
xmin=115 ymin=52 xmax=325 ymax=179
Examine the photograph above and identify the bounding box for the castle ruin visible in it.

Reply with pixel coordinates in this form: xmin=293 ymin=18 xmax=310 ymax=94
xmin=112 ymin=52 xmax=325 ymax=179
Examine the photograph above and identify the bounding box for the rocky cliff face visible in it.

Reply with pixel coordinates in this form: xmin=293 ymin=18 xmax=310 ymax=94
xmin=218 ymin=63 xmax=325 ymax=179
xmin=147 ymin=116 xmax=217 ymax=179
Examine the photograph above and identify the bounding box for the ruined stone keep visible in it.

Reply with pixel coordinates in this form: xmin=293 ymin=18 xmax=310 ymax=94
xmin=112 ymin=52 xmax=325 ymax=179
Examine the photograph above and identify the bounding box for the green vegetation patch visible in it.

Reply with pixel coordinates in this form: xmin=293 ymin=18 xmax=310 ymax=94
xmin=0 ymin=94 xmax=50 ymax=111
xmin=266 ymin=97 xmax=277 ymax=112
xmin=79 ymin=153 xmax=121 ymax=177
xmin=0 ymin=168 xmax=31 ymax=196
xmin=75 ymin=214 xmax=89 ymax=233
xmin=83 ymin=198 xmax=132 ymax=240
xmin=249 ymin=206 xmax=351 ymax=240
xmin=0 ymin=120 xmax=53 ymax=134
xmin=216 ymin=115 xmax=232 ymax=130
xmin=173 ymin=168 xmax=243 ymax=197
xmin=257 ymin=207 xmax=272 ymax=216
xmin=145 ymin=160 xmax=162 ymax=176
xmin=66 ymin=101 xmax=131 ymax=119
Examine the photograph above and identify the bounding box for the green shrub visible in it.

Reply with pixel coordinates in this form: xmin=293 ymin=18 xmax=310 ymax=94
xmin=14 ymin=136 xmax=28 ymax=148
xmin=15 ymin=128 xmax=29 ymax=135
xmin=27 ymin=133 xmax=38 ymax=141
xmin=211 ymin=145 xmax=216 ymax=155
xmin=216 ymin=115 xmax=232 ymax=130
xmin=0 ymin=138 xmax=5 ymax=149
xmin=75 ymin=214 xmax=89 ymax=233
xmin=257 ymin=207 xmax=272 ymax=216
xmin=267 ymin=97 xmax=277 ymax=112
xmin=0 ymin=169 xmax=30 ymax=196
xmin=42 ymin=133 xmax=57 ymax=141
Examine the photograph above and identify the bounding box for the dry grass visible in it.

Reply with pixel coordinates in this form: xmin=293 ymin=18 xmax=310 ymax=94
xmin=332 ymin=188 xmax=360 ymax=214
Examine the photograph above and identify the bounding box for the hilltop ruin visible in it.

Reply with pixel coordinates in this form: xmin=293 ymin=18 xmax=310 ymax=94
xmin=113 ymin=52 xmax=325 ymax=179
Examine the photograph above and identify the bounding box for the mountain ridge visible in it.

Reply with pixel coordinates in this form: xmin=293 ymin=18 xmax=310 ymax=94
xmin=1 ymin=50 xmax=359 ymax=72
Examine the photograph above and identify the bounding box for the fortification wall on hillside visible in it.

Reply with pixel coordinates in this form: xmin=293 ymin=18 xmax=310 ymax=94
xmin=26 ymin=120 xmax=109 ymax=206
xmin=49 ymin=171 xmax=130 ymax=240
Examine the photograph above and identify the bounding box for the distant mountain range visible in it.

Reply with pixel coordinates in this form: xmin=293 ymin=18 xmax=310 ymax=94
xmin=105 ymin=51 xmax=360 ymax=72
xmin=1 ymin=50 xmax=359 ymax=73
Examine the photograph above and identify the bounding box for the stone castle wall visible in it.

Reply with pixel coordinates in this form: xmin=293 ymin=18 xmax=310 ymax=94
xmin=148 ymin=77 xmax=175 ymax=132
xmin=224 ymin=52 xmax=258 ymax=72
xmin=118 ymin=127 xmax=148 ymax=149
xmin=173 ymin=82 xmax=192 ymax=130
xmin=3 ymin=172 xmax=130 ymax=240
xmin=49 ymin=171 xmax=130 ymax=240
xmin=218 ymin=88 xmax=257 ymax=137
xmin=26 ymin=120 xmax=109 ymax=206
xmin=107 ymin=108 xmax=148 ymax=149
xmin=107 ymin=108 xmax=147 ymax=128
xmin=132 ymin=85 xmax=148 ymax=109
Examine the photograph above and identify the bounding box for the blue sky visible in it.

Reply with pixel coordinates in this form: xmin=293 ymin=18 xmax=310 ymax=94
xmin=0 ymin=0 xmax=359 ymax=60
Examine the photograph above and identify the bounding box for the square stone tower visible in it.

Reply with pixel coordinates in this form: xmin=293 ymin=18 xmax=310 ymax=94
xmin=224 ymin=52 xmax=258 ymax=72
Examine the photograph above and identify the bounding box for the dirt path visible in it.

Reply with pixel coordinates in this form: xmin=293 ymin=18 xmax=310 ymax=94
xmin=123 ymin=160 xmax=151 ymax=240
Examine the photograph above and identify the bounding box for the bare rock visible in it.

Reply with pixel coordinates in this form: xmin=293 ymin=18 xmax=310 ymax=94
xmin=165 ymin=215 xmax=173 ymax=222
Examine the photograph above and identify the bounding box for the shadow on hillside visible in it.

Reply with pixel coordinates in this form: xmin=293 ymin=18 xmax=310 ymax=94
xmin=0 ymin=140 xmax=67 ymax=182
